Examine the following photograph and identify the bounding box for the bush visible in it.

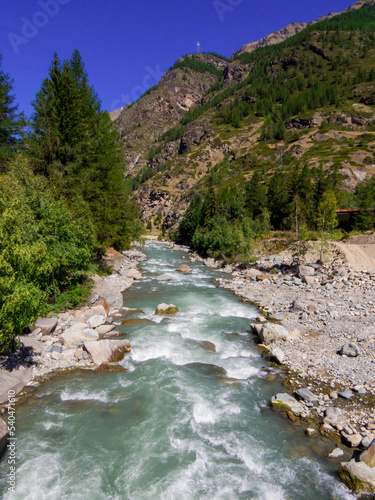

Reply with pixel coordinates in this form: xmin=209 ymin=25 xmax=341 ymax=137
xmin=0 ymin=157 xmax=96 ymax=347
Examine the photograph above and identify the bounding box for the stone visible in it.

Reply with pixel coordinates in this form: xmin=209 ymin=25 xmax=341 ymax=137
xmin=338 ymin=460 xmax=375 ymax=494
xmin=298 ymin=265 xmax=315 ymax=277
xmin=338 ymin=389 xmax=354 ymax=399
xmin=87 ymin=315 xmax=106 ymax=329
xmin=251 ymin=323 xmax=263 ymax=337
xmin=83 ymin=305 xmax=107 ymax=320
xmin=360 ymin=439 xmax=375 ymax=467
xmin=269 ymin=347 xmax=285 ymax=364
xmin=256 ymin=274 xmax=272 ymax=282
xmin=338 ymin=343 xmax=361 ymax=357
xmin=34 ymin=317 xmax=58 ymax=336
xmin=303 ymin=276 xmax=316 ymax=286
xmin=295 ymin=388 xmax=319 ymax=403
xmin=342 ymin=433 xmax=362 ymax=448
xmin=156 ymin=274 xmax=173 ymax=282
xmin=96 ymin=324 xmax=116 ymax=336
xmin=306 ymin=428 xmax=318 ymax=437
xmin=290 ymin=299 xmax=305 ymax=312
xmin=0 ymin=366 xmax=33 ymax=405
xmin=245 ymin=268 xmax=262 ymax=278
xmin=259 ymin=323 xmax=289 ymax=344
xmin=155 ymin=303 xmax=179 ymax=315
xmin=361 ymin=436 xmax=375 ymax=451
xmin=324 ymin=407 xmax=344 ymax=426
xmin=176 ymin=264 xmax=192 ymax=273
xmin=91 ymin=274 xmax=131 ymax=309
xmin=83 ymin=339 xmax=131 ymax=365
xmin=320 ymin=423 xmax=341 ymax=441
xmin=0 ymin=418 xmax=9 ymax=458
xmin=18 ymin=336 xmax=43 ymax=354
xmin=271 ymin=393 xmax=304 ymax=415
xmin=329 ymin=448 xmax=344 ymax=458
xmin=61 ymin=323 xmax=99 ymax=348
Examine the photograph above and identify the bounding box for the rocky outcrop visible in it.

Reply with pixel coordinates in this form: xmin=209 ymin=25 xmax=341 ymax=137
xmin=83 ymin=339 xmax=131 ymax=365
xmin=179 ymin=121 xmax=211 ymax=154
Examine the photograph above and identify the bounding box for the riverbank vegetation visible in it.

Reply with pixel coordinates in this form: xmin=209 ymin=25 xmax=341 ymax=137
xmin=0 ymin=50 xmax=141 ymax=347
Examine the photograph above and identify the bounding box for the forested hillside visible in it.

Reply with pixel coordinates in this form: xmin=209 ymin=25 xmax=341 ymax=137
xmin=0 ymin=51 xmax=141 ymax=347
xmin=113 ymin=3 xmax=375 ymax=259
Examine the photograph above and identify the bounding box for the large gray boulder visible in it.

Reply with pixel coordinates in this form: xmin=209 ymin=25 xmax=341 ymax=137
xmin=298 ymin=265 xmax=315 ymax=277
xmin=0 ymin=418 xmax=9 ymax=457
xmin=34 ymin=317 xmax=58 ymax=336
xmin=61 ymin=323 xmax=99 ymax=348
xmin=259 ymin=323 xmax=289 ymax=344
xmin=87 ymin=315 xmax=106 ymax=329
xmin=339 ymin=343 xmax=361 ymax=357
xmin=83 ymin=339 xmax=131 ymax=365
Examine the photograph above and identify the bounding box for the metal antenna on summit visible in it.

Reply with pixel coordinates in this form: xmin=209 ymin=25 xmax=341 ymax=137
xmin=196 ymin=41 xmax=200 ymax=53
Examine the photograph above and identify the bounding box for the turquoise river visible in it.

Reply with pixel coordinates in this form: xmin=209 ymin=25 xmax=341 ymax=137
xmin=0 ymin=242 xmax=353 ymax=499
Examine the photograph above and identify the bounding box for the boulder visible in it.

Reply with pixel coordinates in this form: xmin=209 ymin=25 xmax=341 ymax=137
xmin=269 ymin=347 xmax=285 ymax=364
xmin=294 ymin=388 xmax=319 ymax=403
xmin=87 ymin=315 xmax=106 ymax=329
xmin=96 ymin=324 xmax=116 ymax=336
xmin=298 ymin=265 xmax=315 ymax=277
xmin=256 ymin=274 xmax=272 ymax=282
xmin=0 ymin=418 xmax=9 ymax=458
xmin=338 ymin=460 xmax=375 ymax=494
xmin=324 ymin=407 xmax=344 ymax=426
xmin=338 ymin=389 xmax=354 ymax=400
xmin=155 ymin=303 xmax=179 ymax=315
xmin=34 ymin=317 xmax=58 ymax=336
xmin=259 ymin=323 xmax=289 ymax=344
xmin=0 ymin=366 xmax=33 ymax=404
xmin=360 ymin=439 xmax=375 ymax=468
xmin=83 ymin=305 xmax=107 ymax=320
xmin=290 ymin=298 xmax=305 ymax=312
xmin=18 ymin=336 xmax=43 ymax=354
xmin=91 ymin=274 xmax=131 ymax=309
xmin=61 ymin=324 xmax=99 ymax=348
xmin=338 ymin=343 xmax=361 ymax=357
xmin=83 ymin=339 xmax=131 ymax=365
xmin=271 ymin=393 xmax=304 ymax=415
xmin=342 ymin=433 xmax=362 ymax=448
xmin=176 ymin=264 xmax=192 ymax=273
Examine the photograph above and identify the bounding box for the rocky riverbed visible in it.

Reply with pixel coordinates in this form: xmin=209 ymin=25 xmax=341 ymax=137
xmin=184 ymin=241 xmax=375 ymax=495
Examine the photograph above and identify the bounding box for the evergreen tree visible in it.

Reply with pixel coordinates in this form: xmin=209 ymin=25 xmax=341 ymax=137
xmin=0 ymin=52 xmax=24 ymax=171
xmin=29 ymin=50 xmax=140 ymax=250
xmin=267 ymin=171 xmax=289 ymax=229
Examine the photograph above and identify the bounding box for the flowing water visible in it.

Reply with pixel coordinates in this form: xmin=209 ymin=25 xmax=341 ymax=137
xmin=0 ymin=242 xmax=353 ymax=500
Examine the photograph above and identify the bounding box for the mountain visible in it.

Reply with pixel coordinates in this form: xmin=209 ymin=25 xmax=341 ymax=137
xmin=111 ymin=2 xmax=375 ymax=238
xmin=232 ymin=0 xmax=373 ymax=58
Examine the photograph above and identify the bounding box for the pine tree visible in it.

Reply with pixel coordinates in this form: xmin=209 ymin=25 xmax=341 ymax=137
xmin=0 ymin=52 xmax=24 ymax=171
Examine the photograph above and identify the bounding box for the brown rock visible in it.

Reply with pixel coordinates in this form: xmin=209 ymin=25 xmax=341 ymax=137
xmin=256 ymin=274 xmax=272 ymax=282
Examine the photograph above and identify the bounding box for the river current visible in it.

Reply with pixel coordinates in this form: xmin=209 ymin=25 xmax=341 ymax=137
xmin=0 ymin=242 xmax=352 ymax=499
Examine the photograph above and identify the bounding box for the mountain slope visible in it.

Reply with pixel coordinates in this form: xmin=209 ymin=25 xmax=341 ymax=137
xmin=112 ymin=3 xmax=375 ymax=235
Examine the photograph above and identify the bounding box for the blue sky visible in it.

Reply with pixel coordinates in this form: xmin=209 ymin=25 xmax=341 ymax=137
xmin=1 ymin=0 xmax=355 ymax=118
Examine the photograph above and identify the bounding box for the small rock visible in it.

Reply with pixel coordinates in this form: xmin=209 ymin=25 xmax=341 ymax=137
xmin=295 ymin=388 xmax=319 ymax=403
xmin=176 ymin=264 xmax=192 ymax=273
xmin=87 ymin=315 xmax=106 ymax=329
xmin=34 ymin=317 xmax=58 ymax=336
xmin=338 ymin=390 xmax=354 ymax=400
xmin=329 ymin=447 xmax=344 ymax=458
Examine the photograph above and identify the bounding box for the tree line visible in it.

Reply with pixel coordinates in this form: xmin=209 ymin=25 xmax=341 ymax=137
xmin=0 ymin=50 xmax=141 ymax=347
